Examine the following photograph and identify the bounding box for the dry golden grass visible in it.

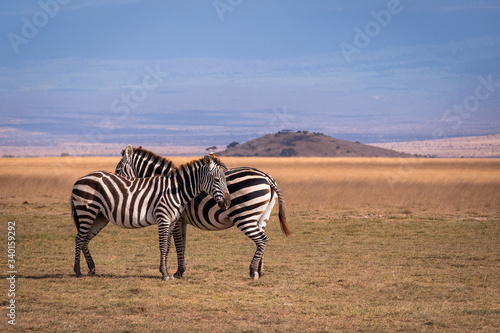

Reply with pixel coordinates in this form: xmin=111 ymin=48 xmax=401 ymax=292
xmin=0 ymin=156 xmax=499 ymax=332
xmin=1 ymin=156 xmax=499 ymax=217
xmin=245 ymin=157 xmax=500 ymax=217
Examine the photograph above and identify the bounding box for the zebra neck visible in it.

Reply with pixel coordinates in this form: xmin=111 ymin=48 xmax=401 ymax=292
xmin=169 ymin=161 xmax=204 ymax=204
xmin=133 ymin=153 xmax=174 ymax=177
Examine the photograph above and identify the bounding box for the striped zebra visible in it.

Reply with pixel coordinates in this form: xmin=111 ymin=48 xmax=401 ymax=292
xmin=71 ymin=153 xmax=230 ymax=281
xmin=115 ymin=145 xmax=290 ymax=279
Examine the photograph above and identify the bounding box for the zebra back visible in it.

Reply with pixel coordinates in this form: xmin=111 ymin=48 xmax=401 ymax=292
xmin=115 ymin=145 xmax=288 ymax=236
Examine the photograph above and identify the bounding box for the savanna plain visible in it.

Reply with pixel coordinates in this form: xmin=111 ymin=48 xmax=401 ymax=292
xmin=0 ymin=156 xmax=499 ymax=332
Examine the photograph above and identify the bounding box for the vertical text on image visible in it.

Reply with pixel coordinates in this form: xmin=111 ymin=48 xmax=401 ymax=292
xmin=7 ymin=221 xmax=17 ymax=326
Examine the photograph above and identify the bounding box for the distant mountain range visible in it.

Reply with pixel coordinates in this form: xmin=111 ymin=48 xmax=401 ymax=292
xmin=218 ymin=131 xmax=414 ymax=157
xmin=2 ymin=131 xmax=497 ymax=158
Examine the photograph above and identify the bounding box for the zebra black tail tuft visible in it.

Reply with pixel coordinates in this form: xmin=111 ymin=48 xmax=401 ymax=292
xmin=266 ymin=176 xmax=290 ymax=237
xmin=277 ymin=190 xmax=290 ymax=237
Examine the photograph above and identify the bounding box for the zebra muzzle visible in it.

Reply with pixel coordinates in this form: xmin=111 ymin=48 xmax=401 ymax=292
xmin=218 ymin=193 xmax=231 ymax=210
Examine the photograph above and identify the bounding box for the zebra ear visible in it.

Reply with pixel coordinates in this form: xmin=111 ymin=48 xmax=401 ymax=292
xmin=203 ymin=154 xmax=211 ymax=166
xmin=124 ymin=144 xmax=134 ymax=161
xmin=203 ymin=154 xmax=215 ymax=170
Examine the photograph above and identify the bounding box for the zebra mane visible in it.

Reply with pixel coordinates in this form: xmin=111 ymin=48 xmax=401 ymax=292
xmin=129 ymin=146 xmax=176 ymax=173
xmin=207 ymin=153 xmax=228 ymax=171
xmin=176 ymin=153 xmax=228 ymax=174
xmin=122 ymin=146 xmax=227 ymax=176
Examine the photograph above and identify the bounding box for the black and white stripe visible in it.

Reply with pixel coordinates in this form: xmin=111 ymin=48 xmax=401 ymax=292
xmin=115 ymin=145 xmax=289 ymax=279
xmin=71 ymin=154 xmax=230 ymax=281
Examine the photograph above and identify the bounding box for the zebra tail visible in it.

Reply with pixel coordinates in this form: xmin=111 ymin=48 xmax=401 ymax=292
xmin=267 ymin=176 xmax=290 ymax=237
xmin=70 ymin=199 xmax=80 ymax=232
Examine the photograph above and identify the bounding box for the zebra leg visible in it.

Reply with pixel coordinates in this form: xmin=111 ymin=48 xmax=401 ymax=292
xmin=248 ymin=232 xmax=269 ymax=280
xmin=158 ymin=219 xmax=175 ymax=281
xmin=73 ymin=202 xmax=99 ymax=278
xmin=173 ymin=219 xmax=187 ymax=278
xmin=233 ymin=223 xmax=269 ymax=280
xmin=258 ymin=256 xmax=265 ymax=278
xmin=74 ymin=233 xmax=85 ymax=278
xmin=81 ymin=215 xmax=108 ymax=276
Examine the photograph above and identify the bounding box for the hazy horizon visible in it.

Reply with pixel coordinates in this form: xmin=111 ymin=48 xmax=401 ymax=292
xmin=1 ymin=1 xmax=499 ymax=155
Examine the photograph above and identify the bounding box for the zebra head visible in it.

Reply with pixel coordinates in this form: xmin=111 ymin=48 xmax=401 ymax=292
xmin=201 ymin=153 xmax=231 ymax=210
xmin=115 ymin=144 xmax=138 ymax=177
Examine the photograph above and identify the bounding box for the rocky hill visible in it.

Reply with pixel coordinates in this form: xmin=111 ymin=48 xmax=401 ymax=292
xmin=219 ymin=131 xmax=414 ymax=157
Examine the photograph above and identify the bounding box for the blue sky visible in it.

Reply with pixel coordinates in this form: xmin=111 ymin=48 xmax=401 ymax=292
xmin=1 ymin=0 xmax=499 ymax=153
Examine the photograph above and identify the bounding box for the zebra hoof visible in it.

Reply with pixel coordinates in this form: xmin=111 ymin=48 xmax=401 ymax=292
xmin=88 ymin=268 xmax=95 ymax=276
xmin=76 ymin=273 xmax=84 ymax=278
xmin=161 ymin=276 xmax=174 ymax=281
xmin=250 ymin=271 xmax=260 ymax=280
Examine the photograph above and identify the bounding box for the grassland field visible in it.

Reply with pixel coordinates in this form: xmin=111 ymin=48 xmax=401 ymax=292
xmin=0 ymin=156 xmax=499 ymax=332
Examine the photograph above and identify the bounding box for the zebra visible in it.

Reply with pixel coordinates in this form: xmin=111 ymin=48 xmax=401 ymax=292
xmin=115 ymin=145 xmax=290 ymax=279
xmin=71 ymin=153 xmax=230 ymax=281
